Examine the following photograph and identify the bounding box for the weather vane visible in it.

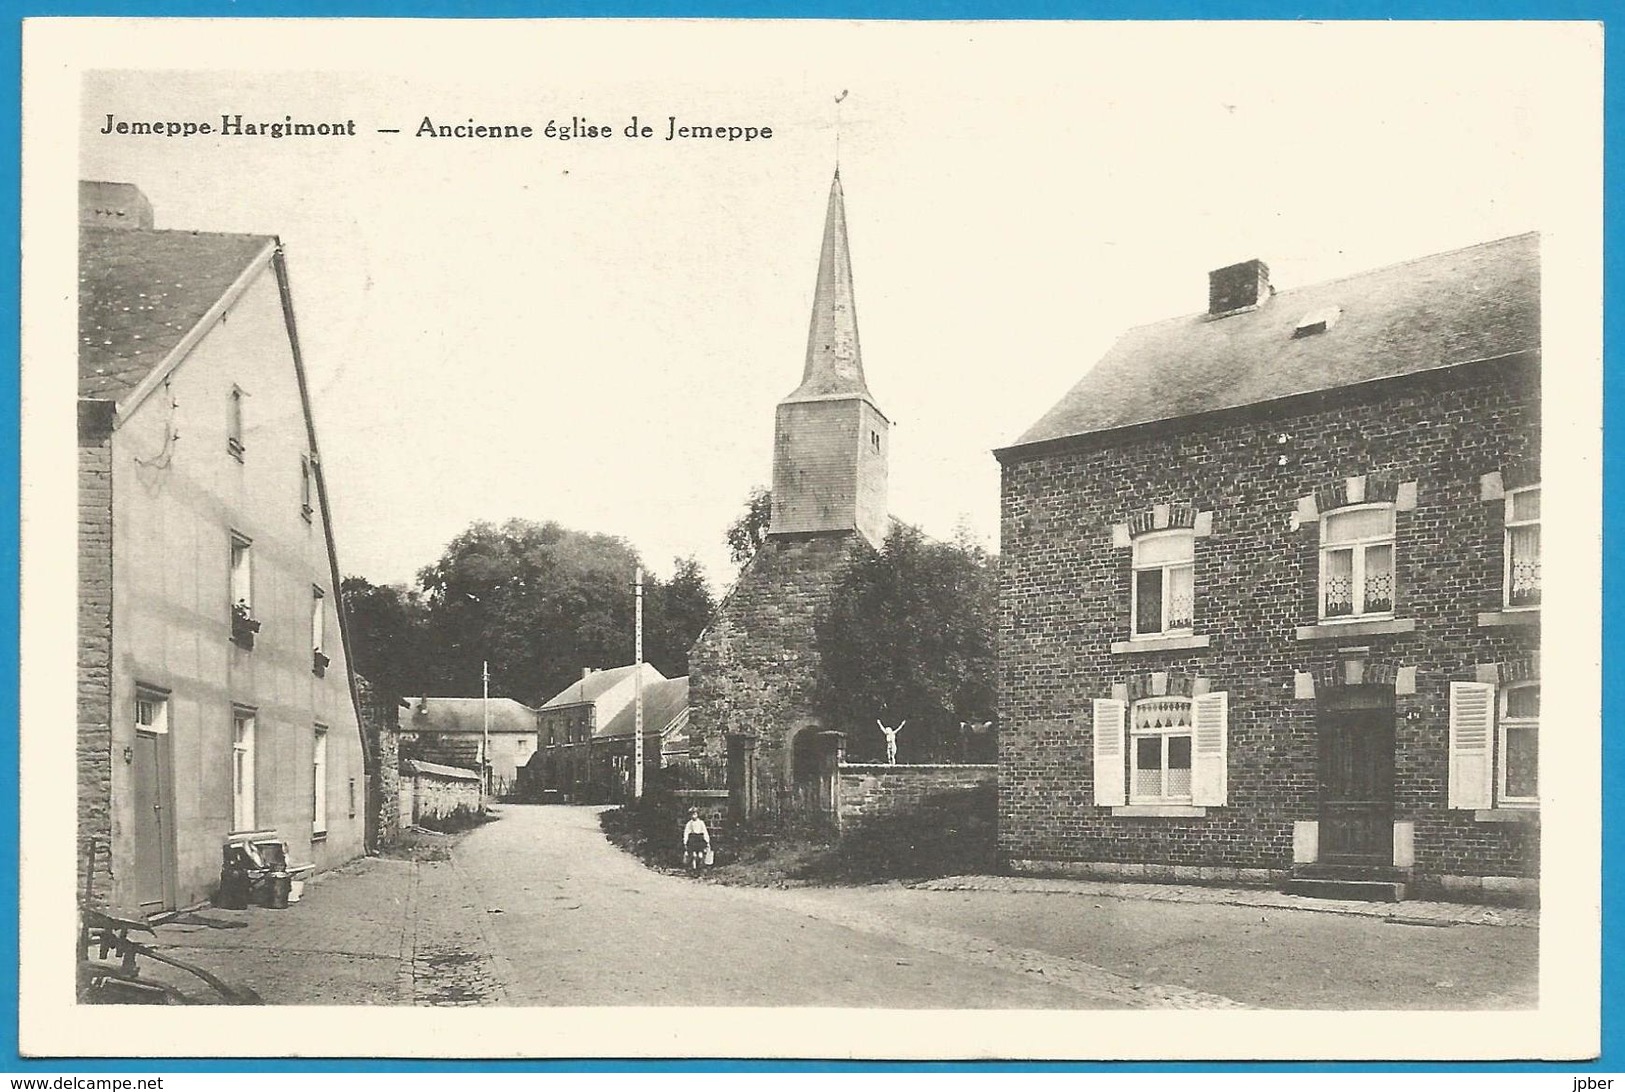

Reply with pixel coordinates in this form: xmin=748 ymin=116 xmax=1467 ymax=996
xmin=835 ymin=89 xmax=849 ymax=168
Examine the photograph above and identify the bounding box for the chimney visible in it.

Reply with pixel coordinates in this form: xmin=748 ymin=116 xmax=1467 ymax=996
xmin=1208 ymin=259 xmax=1271 ymax=316
xmin=79 ymin=181 xmax=154 ymax=230
xmin=582 ymin=667 xmax=594 ymax=680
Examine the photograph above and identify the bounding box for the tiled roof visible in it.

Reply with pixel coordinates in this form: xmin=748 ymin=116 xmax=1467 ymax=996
xmin=595 ymin=676 xmax=690 ymax=740
xmin=539 ymin=663 xmax=664 ymax=709
xmin=1006 ymin=232 xmax=1540 ymax=452
xmin=402 ymin=697 xmax=539 ymax=735
xmin=79 ymin=226 xmax=274 ymax=401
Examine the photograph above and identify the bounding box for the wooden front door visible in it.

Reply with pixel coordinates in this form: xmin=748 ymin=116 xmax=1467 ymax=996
xmin=131 ymin=730 xmax=176 ymax=912
xmin=1317 ymin=704 xmax=1395 ymax=865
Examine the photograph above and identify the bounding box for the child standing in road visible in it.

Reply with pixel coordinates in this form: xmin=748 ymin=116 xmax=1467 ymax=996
xmin=682 ymin=807 xmax=711 ymax=876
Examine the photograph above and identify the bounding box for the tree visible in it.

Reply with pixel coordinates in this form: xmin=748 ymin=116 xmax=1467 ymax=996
xmin=339 ymin=576 xmax=433 ymax=700
xmin=813 ymin=524 xmax=998 ymax=763
xmin=644 ymin=555 xmax=716 ymax=678
xmin=725 ymin=486 xmax=773 ymax=565
xmin=416 ymin=518 xmax=643 ymax=704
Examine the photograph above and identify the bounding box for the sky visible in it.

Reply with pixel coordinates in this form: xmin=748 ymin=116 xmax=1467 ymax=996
xmin=77 ymin=21 xmax=1593 ymax=594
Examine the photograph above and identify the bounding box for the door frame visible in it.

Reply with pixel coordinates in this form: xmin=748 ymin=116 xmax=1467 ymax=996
xmin=131 ymin=724 xmax=178 ymax=912
xmin=1315 ymin=684 xmax=1396 ymax=867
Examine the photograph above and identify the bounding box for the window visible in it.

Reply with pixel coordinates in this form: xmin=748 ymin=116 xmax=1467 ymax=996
xmin=312 ymin=587 xmax=329 ymax=675
xmin=1319 ymin=505 xmax=1395 ymax=619
xmin=1449 ymin=680 xmax=1538 ymax=811
xmin=232 ymin=709 xmax=256 ymax=831
xmin=135 ymin=689 xmax=169 ymax=735
xmin=1499 ymin=683 xmax=1538 ymax=806
xmin=1132 ymin=531 xmax=1194 ymax=636
xmin=1129 ymin=697 xmax=1193 ymax=804
xmin=230 ymin=535 xmax=253 ymax=613
xmin=348 ymin=778 xmax=357 ymax=818
xmin=230 ymin=535 xmax=257 ymax=647
xmin=301 ymin=455 xmax=315 ymax=521
xmin=1505 ymin=486 xmax=1540 ymax=607
xmin=1092 ymin=691 xmax=1229 ymax=809
xmin=228 ymin=387 xmax=246 ymax=458
xmin=870 ymin=430 xmax=881 ymax=454
xmin=313 ymin=727 xmax=329 ymax=836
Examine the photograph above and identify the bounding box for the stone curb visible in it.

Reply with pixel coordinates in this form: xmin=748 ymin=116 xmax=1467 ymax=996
xmin=910 ymin=875 xmax=1539 ymax=929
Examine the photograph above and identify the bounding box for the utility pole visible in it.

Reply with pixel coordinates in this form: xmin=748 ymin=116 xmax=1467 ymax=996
xmin=482 ymin=659 xmax=491 ymax=797
xmin=633 ymin=567 xmax=645 ymax=801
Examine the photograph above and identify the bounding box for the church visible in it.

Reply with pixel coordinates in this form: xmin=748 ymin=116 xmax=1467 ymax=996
xmin=685 ymin=170 xmax=890 ymax=824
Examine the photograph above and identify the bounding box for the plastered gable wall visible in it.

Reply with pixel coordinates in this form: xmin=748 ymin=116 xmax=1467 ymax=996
xmin=110 ymin=263 xmax=366 ymax=907
xmin=998 ymin=359 xmax=1539 ymax=883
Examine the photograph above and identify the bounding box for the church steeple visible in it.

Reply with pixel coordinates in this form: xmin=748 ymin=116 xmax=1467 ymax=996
xmin=786 ymin=170 xmax=872 ymax=403
xmin=770 ymin=171 xmax=890 ymax=548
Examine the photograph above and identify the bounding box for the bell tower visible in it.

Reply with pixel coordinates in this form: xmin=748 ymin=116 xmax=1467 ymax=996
xmin=770 ymin=170 xmax=890 ymax=549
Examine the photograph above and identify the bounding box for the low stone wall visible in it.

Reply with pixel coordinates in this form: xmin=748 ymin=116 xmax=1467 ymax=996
xmin=837 ymin=764 xmax=996 ymax=831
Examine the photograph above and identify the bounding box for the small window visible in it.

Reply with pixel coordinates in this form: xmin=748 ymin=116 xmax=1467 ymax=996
xmin=870 ymin=430 xmax=881 ymax=454
xmin=313 ymin=726 xmax=329 ymax=836
xmin=1499 ymin=682 xmax=1538 ymax=806
xmin=312 ymin=587 xmax=328 ymax=676
xmin=228 ymin=387 xmax=247 ymax=458
xmin=1319 ymin=505 xmax=1395 ymax=619
xmin=230 ymin=535 xmax=257 ymax=648
xmin=1505 ymin=485 xmax=1540 ymax=608
xmin=135 ymin=689 xmax=169 ymax=735
xmin=301 ymin=455 xmax=315 ymax=521
xmin=230 ymin=535 xmax=253 ymax=611
xmin=232 ymin=709 xmax=257 ymax=832
xmin=1132 ymin=530 xmax=1195 ymax=637
xmin=348 ymin=777 xmax=357 ymax=819
xmin=1129 ymin=697 xmax=1193 ymax=805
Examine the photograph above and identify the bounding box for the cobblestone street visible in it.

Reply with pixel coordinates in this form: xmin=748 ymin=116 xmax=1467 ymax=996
xmin=135 ymin=804 xmax=1537 ymax=1009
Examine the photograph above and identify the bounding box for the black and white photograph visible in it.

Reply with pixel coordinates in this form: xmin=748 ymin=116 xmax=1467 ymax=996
xmin=21 ymin=17 xmax=1601 ymax=1060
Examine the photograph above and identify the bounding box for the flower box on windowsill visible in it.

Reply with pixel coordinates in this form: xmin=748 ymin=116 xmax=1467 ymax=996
xmin=313 ymin=650 xmax=330 ymax=677
xmin=230 ymin=611 xmax=261 ymax=649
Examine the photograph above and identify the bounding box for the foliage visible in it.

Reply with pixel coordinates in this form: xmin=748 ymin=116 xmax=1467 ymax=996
xmin=724 ymin=485 xmax=773 ymax=565
xmin=340 ymin=576 xmax=434 ymax=700
xmin=343 ymin=519 xmax=716 ymax=706
xmin=813 ymin=523 xmax=998 ymax=763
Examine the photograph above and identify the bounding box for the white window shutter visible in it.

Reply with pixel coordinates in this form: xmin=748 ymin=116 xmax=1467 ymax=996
xmin=1191 ymin=691 xmax=1229 ymax=806
xmin=1091 ymin=699 xmax=1126 ymax=807
xmin=1448 ymin=682 xmax=1495 ymax=809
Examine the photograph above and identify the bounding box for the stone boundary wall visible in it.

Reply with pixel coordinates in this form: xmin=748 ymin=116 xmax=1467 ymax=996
xmin=837 ymin=764 xmax=996 ymax=831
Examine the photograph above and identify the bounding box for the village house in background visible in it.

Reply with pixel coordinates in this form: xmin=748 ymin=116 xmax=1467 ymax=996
xmin=995 ymin=233 xmax=1540 ymax=903
xmin=524 ymin=663 xmax=685 ymax=802
xmin=399 ymin=695 xmax=538 ymax=799
xmin=77 ymin=181 xmax=371 ymax=914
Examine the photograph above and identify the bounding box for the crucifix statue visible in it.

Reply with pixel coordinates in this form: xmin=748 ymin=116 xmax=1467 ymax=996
xmin=876 ymin=719 xmax=906 ymax=765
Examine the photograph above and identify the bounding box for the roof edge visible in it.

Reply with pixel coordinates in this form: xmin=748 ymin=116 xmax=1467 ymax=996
xmin=994 ymin=348 xmax=1539 ymax=465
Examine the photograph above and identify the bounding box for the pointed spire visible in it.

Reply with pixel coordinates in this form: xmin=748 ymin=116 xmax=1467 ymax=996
xmin=786 ymin=170 xmax=871 ymax=402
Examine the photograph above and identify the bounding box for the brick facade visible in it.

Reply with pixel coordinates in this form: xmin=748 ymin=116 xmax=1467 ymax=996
xmin=687 ymin=534 xmax=868 ymax=821
xmin=77 ymin=404 xmax=116 ymax=904
xmin=998 ymin=358 xmax=1540 ymax=891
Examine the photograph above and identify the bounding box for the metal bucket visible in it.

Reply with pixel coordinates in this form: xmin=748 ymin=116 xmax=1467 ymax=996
xmin=264 ymin=872 xmax=291 ymax=909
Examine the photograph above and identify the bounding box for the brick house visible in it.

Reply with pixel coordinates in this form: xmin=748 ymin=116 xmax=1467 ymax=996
xmin=399 ymin=695 xmax=540 ymax=798
xmin=78 ymin=181 xmax=371 ymax=913
xmin=530 ymin=662 xmax=668 ymax=800
xmin=686 ymin=170 xmax=890 ymax=824
xmin=995 ymin=233 xmax=1540 ymax=902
